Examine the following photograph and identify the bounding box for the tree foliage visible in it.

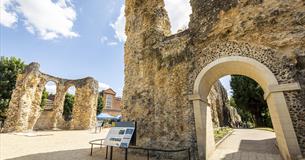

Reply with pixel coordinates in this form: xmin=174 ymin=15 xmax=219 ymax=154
xmin=40 ymin=89 xmax=49 ymax=109
xmin=97 ymin=96 xmax=103 ymax=115
xmin=63 ymin=93 xmax=74 ymax=121
xmin=0 ymin=56 xmax=25 ymax=120
xmin=230 ymin=75 xmax=272 ymax=128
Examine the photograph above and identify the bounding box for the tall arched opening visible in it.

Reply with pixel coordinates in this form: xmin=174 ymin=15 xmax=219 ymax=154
xmin=63 ymin=85 xmax=76 ymax=122
xmin=190 ymin=56 xmax=302 ymax=160
xmin=33 ymin=81 xmax=57 ymax=130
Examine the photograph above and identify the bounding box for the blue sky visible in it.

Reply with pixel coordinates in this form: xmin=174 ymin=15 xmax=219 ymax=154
xmin=1 ymin=0 xmax=232 ymax=97
xmin=1 ymin=0 xmax=125 ymax=95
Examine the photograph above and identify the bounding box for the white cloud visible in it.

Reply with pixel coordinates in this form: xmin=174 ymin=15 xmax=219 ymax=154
xmin=0 ymin=0 xmax=78 ymax=40
xmin=110 ymin=5 xmax=126 ymax=42
xmin=107 ymin=41 xmax=118 ymax=46
xmin=100 ymin=36 xmax=118 ymax=46
xmin=111 ymin=1 xmax=191 ymax=42
xmin=99 ymin=82 xmax=110 ymax=91
xmin=18 ymin=0 xmax=78 ymax=40
xmin=164 ymin=0 xmax=192 ymax=33
xmin=100 ymin=36 xmax=108 ymax=44
xmin=0 ymin=0 xmax=18 ymax=27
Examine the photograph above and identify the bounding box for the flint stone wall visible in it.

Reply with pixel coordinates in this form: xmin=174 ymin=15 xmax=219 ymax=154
xmin=2 ymin=63 xmax=99 ymax=132
xmin=123 ymin=0 xmax=305 ymax=158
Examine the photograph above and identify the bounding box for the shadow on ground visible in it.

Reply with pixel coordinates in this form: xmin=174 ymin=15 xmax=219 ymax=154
xmin=220 ymin=138 xmax=281 ymax=160
xmin=238 ymin=138 xmax=279 ymax=153
xmin=5 ymin=147 xmax=188 ymax=160
xmin=5 ymin=148 xmax=101 ymax=160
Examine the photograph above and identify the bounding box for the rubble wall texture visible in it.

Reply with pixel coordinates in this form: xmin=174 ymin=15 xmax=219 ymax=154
xmin=208 ymin=81 xmax=241 ymax=128
xmin=2 ymin=63 xmax=99 ymax=132
xmin=33 ymin=110 xmax=54 ymax=130
xmin=123 ymin=0 xmax=305 ymax=158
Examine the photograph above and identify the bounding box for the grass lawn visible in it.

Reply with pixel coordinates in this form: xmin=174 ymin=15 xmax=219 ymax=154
xmin=214 ymin=127 xmax=233 ymax=143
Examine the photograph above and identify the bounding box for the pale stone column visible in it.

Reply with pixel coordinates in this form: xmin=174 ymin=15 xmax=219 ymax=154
xmin=266 ymin=91 xmax=302 ymax=160
xmin=191 ymin=95 xmax=215 ymax=160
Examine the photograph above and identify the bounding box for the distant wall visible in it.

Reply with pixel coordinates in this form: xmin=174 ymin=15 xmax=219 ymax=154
xmin=2 ymin=62 xmax=99 ymax=132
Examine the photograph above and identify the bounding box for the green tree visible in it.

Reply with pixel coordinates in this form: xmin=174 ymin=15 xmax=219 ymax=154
xmin=0 ymin=56 xmax=25 ymax=120
xmin=230 ymin=75 xmax=272 ymax=128
xmin=63 ymin=93 xmax=74 ymax=121
xmin=97 ymin=96 xmax=103 ymax=115
xmin=229 ymin=97 xmax=236 ymax=108
xmin=40 ymin=89 xmax=49 ymax=109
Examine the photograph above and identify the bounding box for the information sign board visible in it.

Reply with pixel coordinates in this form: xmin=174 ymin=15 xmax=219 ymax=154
xmin=104 ymin=122 xmax=135 ymax=148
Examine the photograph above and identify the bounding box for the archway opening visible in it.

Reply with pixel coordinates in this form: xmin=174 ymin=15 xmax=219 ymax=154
xmin=63 ymin=86 xmax=76 ymax=121
xmin=34 ymin=81 xmax=57 ymax=130
xmin=207 ymin=75 xmax=278 ymax=159
xmin=192 ymin=56 xmax=301 ymax=160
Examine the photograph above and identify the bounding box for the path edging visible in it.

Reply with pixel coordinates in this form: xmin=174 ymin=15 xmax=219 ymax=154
xmin=215 ymin=130 xmax=234 ymax=147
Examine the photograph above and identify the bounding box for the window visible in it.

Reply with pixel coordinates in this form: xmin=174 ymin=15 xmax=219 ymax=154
xmin=105 ymin=95 xmax=112 ymax=109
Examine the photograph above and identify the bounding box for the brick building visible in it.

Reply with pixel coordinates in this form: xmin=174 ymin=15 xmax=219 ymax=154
xmin=100 ymin=88 xmax=122 ymax=116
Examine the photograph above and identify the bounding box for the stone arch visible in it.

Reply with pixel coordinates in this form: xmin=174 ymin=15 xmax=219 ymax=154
xmin=62 ymin=85 xmax=76 ymax=122
xmin=191 ymin=56 xmax=302 ymax=160
xmin=2 ymin=63 xmax=99 ymax=132
xmin=33 ymin=80 xmax=58 ymax=130
xmin=43 ymin=80 xmax=58 ymax=97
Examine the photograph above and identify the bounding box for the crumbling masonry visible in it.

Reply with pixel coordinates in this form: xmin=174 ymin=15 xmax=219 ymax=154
xmin=2 ymin=62 xmax=98 ymax=132
xmin=122 ymin=0 xmax=305 ymax=159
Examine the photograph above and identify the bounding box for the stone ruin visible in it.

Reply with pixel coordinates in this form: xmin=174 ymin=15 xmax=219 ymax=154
xmin=123 ymin=0 xmax=305 ymax=159
xmin=2 ymin=62 xmax=99 ymax=132
xmin=208 ymin=81 xmax=241 ymax=128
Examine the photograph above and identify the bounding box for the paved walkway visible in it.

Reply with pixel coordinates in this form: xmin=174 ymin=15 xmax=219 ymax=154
xmin=209 ymin=129 xmax=282 ymax=160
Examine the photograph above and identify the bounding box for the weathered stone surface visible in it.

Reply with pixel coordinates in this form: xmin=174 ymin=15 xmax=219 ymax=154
xmin=123 ymin=0 xmax=305 ymax=158
xmin=208 ymin=81 xmax=241 ymax=128
xmin=33 ymin=110 xmax=54 ymax=130
xmin=2 ymin=63 xmax=99 ymax=132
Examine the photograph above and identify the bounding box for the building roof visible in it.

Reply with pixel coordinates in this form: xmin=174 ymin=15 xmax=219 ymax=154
xmin=102 ymin=88 xmax=116 ymax=95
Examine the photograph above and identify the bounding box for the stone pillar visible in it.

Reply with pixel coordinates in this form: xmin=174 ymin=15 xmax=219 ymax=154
xmin=27 ymin=79 xmax=46 ymax=130
xmin=125 ymin=0 xmax=171 ymax=39
xmin=2 ymin=63 xmax=42 ymax=132
xmin=71 ymin=78 xmax=98 ymax=130
xmin=266 ymin=91 xmax=302 ymax=160
xmin=124 ymin=0 xmax=172 ymax=127
xmin=51 ymin=83 xmax=66 ymax=130
xmin=190 ymin=95 xmax=215 ymax=160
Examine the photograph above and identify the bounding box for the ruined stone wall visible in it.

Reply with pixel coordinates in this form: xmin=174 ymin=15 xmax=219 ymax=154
xmin=71 ymin=79 xmax=98 ymax=130
xmin=3 ymin=63 xmax=42 ymax=132
xmin=123 ymin=0 xmax=305 ymax=158
xmin=33 ymin=110 xmax=54 ymax=130
xmin=2 ymin=63 xmax=99 ymax=132
xmin=208 ymin=81 xmax=241 ymax=128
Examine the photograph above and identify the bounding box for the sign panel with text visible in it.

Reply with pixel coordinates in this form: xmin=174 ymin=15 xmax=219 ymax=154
xmin=104 ymin=122 xmax=135 ymax=148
